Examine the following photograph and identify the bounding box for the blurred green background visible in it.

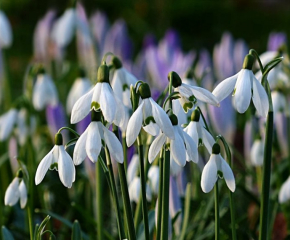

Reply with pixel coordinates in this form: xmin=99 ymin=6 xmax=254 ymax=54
xmin=2 ymin=0 xmax=290 ymax=85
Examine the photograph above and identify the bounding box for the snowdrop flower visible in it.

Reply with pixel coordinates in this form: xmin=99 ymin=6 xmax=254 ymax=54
xmin=128 ymin=176 xmax=152 ymax=202
xmin=148 ymin=114 xmax=198 ymax=167
xmin=5 ymin=170 xmax=27 ymax=209
xmin=126 ymin=82 xmax=175 ymax=147
xmin=0 ymin=108 xmax=18 ymax=141
xmin=148 ymin=166 xmax=159 ymax=195
xmin=73 ymin=110 xmax=123 ymax=165
xmin=201 ymin=143 xmax=235 ymax=193
xmin=33 ymin=68 xmax=58 ymax=110
xmin=212 ymin=54 xmax=269 ymax=117
xmin=51 ymin=8 xmax=76 ymax=48
xmin=71 ymin=63 xmax=127 ymax=130
xmin=0 ymin=10 xmax=12 ymax=48
xmin=272 ymin=90 xmax=287 ymax=117
xmin=279 ymin=176 xmax=290 ymax=203
xmin=111 ymin=56 xmax=138 ymax=108
xmin=127 ymin=154 xmax=139 ymax=183
xmin=66 ymin=69 xmax=92 ymax=114
xmin=184 ymin=110 xmax=215 ymax=154
xmin=35 ymin=133 xmax=75 ymax=188
xmin=250 ymin=138 xmax=264 ymax=166
xmin=170 ymin=71 xmax=219 ymax=113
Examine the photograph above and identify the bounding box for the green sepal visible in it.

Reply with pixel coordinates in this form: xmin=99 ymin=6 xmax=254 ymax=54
xmin=55 ymin=133 xmax=63 ymax=145
xmin=91 ymin=101 xmax=100 ymax=111
xmin=144 ymin=116 xmax=156 ymax=125
xmin=183 ymin=102 xmax=193 ymax=113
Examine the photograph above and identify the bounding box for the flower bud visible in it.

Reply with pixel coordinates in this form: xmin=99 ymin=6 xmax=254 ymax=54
xmin=97 ymin=64 xmax=109 ymax=83
xmin=168 ymin=71 xmax=182 ymax=88
xmin=169 ymin=114 xmax=178 ymax=126
xmin=191 ymin=109 xmax=200 ymax=122
xmin=55 ymin=133 xmax=63 ymax=145
xmin=112 ymin=56 xmax=123 ymax=69
xmin=138 ymin=83 xmax=151 ymax=99
xmin=212 ymin=143 xmax=220 ymax=154
xmin=242 ymin=54 xmax=255 ymax=70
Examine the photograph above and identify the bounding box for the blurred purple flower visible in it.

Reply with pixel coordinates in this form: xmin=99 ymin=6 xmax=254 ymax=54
xmin=46 ymin=103 xmax=68 ymax=141
xmin=234 ymin=39 xmax=248 ymax=72
xmin=267 ymin=32 xmax=287 ymax=51
xmin=176 ymin=169 xmax=187 ymax=197
xmin=76 ymin=113 xmax=91 ymax=134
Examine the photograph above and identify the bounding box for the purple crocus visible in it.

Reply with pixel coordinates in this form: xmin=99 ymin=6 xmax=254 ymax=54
xmin=267 ymin=32 xmax=287 ymax=51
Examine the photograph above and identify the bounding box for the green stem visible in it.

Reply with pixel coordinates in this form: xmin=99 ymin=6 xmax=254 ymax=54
xmin=105 ymin=147 xmax=125 ymax=240
xmin=160 ymin=150 xmax=170 ymax=240
xmin=96 ymin=162 xmax=103 ymax=240
xmin=137 ymin=135 xmax=149 ymax=240
xmin=215 ymin=181 xmax=220 ymax=240
xmin=258 ymin=111 xmax=274 ymax=240
xmin=27 ymin=206 xmax=34 ymax=240
xmin=57 ymin=127 xmax=80 ymax=137
xmin=156 ymin=149 xmax=164 ymax=239
xmin=180 ymin=184 xmax=192 ymax=240
xmin=249 ymin=49 xmax=264 ymax=73
xmin=122 ymin=136 xmax=128 ymax=173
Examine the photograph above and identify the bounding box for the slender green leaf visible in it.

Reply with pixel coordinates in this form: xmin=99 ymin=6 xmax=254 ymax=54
xmin=2 ymin=226 xmax=14 ymax=240
xmin=72 ymin=220 xmax=82 ymax=240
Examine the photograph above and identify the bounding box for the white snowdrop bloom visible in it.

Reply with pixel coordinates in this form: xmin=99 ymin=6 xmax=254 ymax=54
xmin=128 ymin=177 xmax=152 ymax=203
xmin=35 ymin=133 xmax=75 ymax=188
xmin=126 ymin=82 xmax=175 ymax=147
xmin=279 ymin=176 xmax=290 ymax=203
xmin=16 ymin=108 xmax=36 ymax=146
xmin=148 ymin=114 xmax=198 ymax=167
xmin=148 ymin=166 xmax=159 ymax=195
xmin=212 ymin=54 xmax=269 ymax=117
xmin=0 ymin=108 xmax=18 ymax=141
xmin=73 ymin=110 xmax=123 ymax=165
xmin=250 ymin=138 xmax=264 ymax=166
xmin=169 ymin=71 xmax=219 ymax=113
xmin=71 ymin=64 xmax=127 ymax=130
xmin=33 ymin=70 xmax=58 ymax=110
xmin=184 ymin=109 xmax=215 ymax=154
xmin=127 ymin=154 xmax=139 ymax=183
xmin=66 ymin=75 xmax=92 ymax=114
xmin=51 ymin=8 xmax=76 ymax=48
xmin=255 ymin=67 xmax=288 ymax=90
xmin=271 ymin=90 xmax=286 ymax=117
xmin=0 ymin=11 xmax=12 ymax=48
xmin=201 ymin=143 xmax=235 ymax=193
xmin=111 ymin=56 xmax=138 ymax=108
xmin=5 ymin=172 xmax=27 ymax=209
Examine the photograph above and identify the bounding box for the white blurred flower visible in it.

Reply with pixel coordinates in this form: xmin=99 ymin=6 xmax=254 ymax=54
xmin=35 ymin=133 xmax=75 ymax=188
xmin=5 ymin=177 xmax=27 ymax=209
xmin=148 ymin=166 xmax=159 ymax=195
xmin=127 ymin=154 xmax=139 ymax=184
xmin=213 ymin=54 xmax=269 ymax=117
xmin=128 ymin=177 xmax=152 ymax=203
xmin=279 ymin=176 xmax=290 ymax=203
xmin=250 ymin=138 xmax=264 ymax=166
xmin=73 ymin=110 xmax=123 ymax=165
xmin=33 ymin=71 xmax=58 ymax=110
xmin=201 ymin=143 xmax=235 ymax=193
xmin=271 ymin=91 xmax=287 ymax=117
xmin=0 ymin=10 xmax=12 ymax=48
xmin=0 ymin=109 xmax=18 ymax=141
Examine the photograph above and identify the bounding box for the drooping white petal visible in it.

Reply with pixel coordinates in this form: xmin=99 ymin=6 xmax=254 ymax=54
xmin=279 ymin=176 xmax=290 ymax=203
xmin=127 ymin=154 xmax=139 ymax=183
xmin=143 ymin=98 xmax=160 ymax=136
xmin=148 ymin=166 xmax=159 ymax=195
xmin=184 ymin=122 xmax=199 ymax=146
xmin=103 ymin=126 xmax=124 ymax=163
xmin=58 ymin=146 xmax=75 ymax=188
xmin=148 ymin=133 xmax=166 ymax=163
xmin=170 ymin=128 xmax=186 ymax=167
xmin=150 ymin=98 xmax=175 ymax=140
xmin=252 ymin=74 xmax=269 ymax=118
xmin=19 ymin=180 xmax=27 ymax=209
xmin=35 ymin=147 xmax=55 ymax=185
xmin=170 ymin=153 xmax=183 ymax=176
xmin=250 ymin=139 xmax=264 ymax=166
xmin=0 ymin=109 xmax=18 ymax=141
xmin=111 ymin=69 xmax=124 ymax=103
xmin=182 ymin=83 xmax=220 ymax=106
xmin=4 ymin=178 xmax=20 ymax=206
xmin=0 ymin=11 xmax=12 ymax=48
xmin=201 ymin=155 xmax=218 ymax=193
xmin=99 ymin=82 xmax=117 ymax=123
xmin=220 ymin=155 xmax=235 ymax=192
xmin=201 ymin=128 xmax=215 ymax=154
xmin=73 ymin=128 xmax=89 ymax=165
xmin=182 ymin=130 xmax=198 ymax=163
xmin=71 ymin=87 xmax=94 ymax=124
xmin=126 ymin=101 xmax=144 ymax=147
xmin=128 ymin=177 xmax=141 ymax=202
xmin=113 ymin=96 xmax=129 ymax=132
xmin=86 ymin=122 xmax=102 ymax=163
xmin=234 ymin=69 xmax=252 ymax=114
xmin=212 ymin=72 xmax=239 ymax=102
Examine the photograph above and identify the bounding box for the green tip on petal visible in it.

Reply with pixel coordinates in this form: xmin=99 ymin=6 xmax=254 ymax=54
xmin=138 ymin=83 xmax=151 ymax=99
xmin=37 ymin=66 xmax=46 ymax=75
xmin=91 ymin=109 xmax=102 ymax=122
xmin=183 ymin=102 xmax=193 ymax=113
xmin=16 ymin=169 xmax=23 ymax=179
xmin=97 ymin=64 xmax=110 ymax=83
xmin=112 ymin=56 xmax=123 ymax=69
xmin=91 ymin=101 xmax=100 ymax=110
xmin=168 ymin=71 xmax=182 ymax=88
xmin=212 ymin=143 xmax=220 ymax=154
xmin=55 ymin=133 xmax=63 ymax=146
xmin=169 ymin=114 xmax=178 ymax=126
xmin=191 ymin=109 xmax=200 ymax=122
xmin=242 ymin=54 xmax=255 ymax=70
